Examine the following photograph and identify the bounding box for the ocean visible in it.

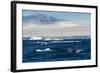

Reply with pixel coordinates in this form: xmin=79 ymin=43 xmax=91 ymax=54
xmin=22 ymin=38 xmax=91 ymax=63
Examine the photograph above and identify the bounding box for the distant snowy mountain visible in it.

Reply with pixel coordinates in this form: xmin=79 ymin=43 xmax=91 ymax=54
xmin=23 ymin=13 xmax=64 ymax=24
xmin=23 ymin=36 xmax=90 ymax=40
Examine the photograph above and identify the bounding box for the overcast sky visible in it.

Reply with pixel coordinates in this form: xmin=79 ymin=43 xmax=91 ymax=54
xmin=22 ymin=10 xmax=91 ymax=37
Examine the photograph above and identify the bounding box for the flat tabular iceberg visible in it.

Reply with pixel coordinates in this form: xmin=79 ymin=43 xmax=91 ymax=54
xmin=29 ymin=37 xmax=42 ymax=40
xmin=36 ymin=48 xmax=52 ymax=52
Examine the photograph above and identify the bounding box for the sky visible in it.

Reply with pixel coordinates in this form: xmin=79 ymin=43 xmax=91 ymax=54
xmin=22 ymin=10 xmax=91 ymax=37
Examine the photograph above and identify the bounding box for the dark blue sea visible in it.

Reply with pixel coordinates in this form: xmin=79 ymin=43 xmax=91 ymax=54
xmin=23 ymin=39 xmax=91 ymax=63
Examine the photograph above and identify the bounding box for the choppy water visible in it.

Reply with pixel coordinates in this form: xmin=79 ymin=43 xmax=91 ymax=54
xmin=23 ymin=39 xmax=91 ymax=63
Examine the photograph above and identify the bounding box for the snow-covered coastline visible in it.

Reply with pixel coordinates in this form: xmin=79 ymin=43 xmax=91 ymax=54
xmin=23 ymin=36 xmax=90 ymax=40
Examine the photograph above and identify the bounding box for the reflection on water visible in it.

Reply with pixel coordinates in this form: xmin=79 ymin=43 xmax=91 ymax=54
xmin=23 ymin=39 xmax=91 ymax=63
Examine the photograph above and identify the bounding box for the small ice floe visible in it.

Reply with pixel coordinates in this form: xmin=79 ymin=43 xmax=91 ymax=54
xmin=36 ymin=48 xmax=52 ymax=52
xmin=75 ymin=49 xmax=82 ymax=53
xmin=67 ymin=49 xmax=82 ymax=54
xmin=44 ymin=42 xmax=48 ymax=45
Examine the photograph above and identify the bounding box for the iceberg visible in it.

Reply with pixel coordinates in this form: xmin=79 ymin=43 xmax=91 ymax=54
xmin=36 ymin=48 xmax=52 ymax=52
xmin=29 ymin=37 xmax=42 ymax=40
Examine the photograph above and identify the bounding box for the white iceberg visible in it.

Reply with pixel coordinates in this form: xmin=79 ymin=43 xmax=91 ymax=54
xmin=29 ymin=37 xmax=42 ymax=40
xmin=36 ymin=48 xmax=52 ymax=52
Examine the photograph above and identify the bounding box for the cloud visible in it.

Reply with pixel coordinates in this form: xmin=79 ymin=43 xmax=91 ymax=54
xmin=23 ymin=20 xmax=90 ymax=37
